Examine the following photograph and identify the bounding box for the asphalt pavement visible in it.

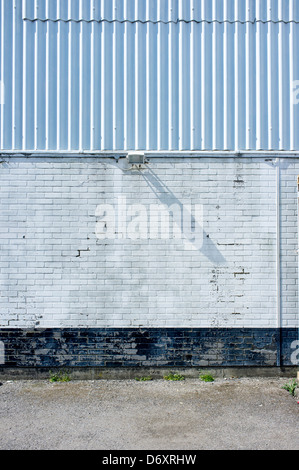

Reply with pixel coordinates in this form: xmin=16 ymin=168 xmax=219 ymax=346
xmin=0 ymin=377 xmax=298 ymax=450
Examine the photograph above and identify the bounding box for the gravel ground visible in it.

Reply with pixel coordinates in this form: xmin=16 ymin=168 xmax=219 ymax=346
xmin=0 ymin=377 xmax=298 ymax=450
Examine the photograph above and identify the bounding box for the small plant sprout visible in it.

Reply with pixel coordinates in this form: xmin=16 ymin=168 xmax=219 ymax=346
xmin=282 ymin=379 xmax=298 ymax=397
xmin=135 ymin=376 xmax=153 ymax=381
xmin=49 ymin=370 xmax=71 ymax=383
xmin=200 ymin=374 xmax=214 ymax=382
xmin=200 ymin=374 xmax=215 ymax=382
xmin=163 ymin=373 xmax=185 ymax=381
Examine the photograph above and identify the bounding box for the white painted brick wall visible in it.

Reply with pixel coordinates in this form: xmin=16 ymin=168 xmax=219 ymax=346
xmin=280 ymin=160 xmax=299 ymax=328
xmin=0 ymin=156 xmax=298 ymax=328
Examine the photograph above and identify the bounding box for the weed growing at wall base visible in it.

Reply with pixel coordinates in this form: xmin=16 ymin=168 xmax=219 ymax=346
xmin=163 ymin=373 xmax=185 ymax=381
xmin=200 ymin=374 xmax=215 ymax=382
xmin=282 ymin=379 xmax=298 ymax=397
xmin=49 ymin=370 xmax=71 ymax=383
xmin=135 ymin=376 xmax=153 ymax=381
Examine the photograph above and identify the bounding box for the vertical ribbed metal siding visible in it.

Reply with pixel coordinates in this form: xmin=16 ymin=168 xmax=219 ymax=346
xmin=0 ymin=0 xmax=299 ymax=152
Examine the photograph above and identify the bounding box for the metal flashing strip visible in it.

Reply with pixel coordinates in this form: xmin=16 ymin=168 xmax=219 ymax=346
xmin=22 ymin=17 xmax=299 ymax=25
xmin=2 ymin=150 xmax=299 ymax=159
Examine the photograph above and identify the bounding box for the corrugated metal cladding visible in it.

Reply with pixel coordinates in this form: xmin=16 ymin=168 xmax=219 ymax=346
xmin=1 ymin=0 xmax=299 ymax=152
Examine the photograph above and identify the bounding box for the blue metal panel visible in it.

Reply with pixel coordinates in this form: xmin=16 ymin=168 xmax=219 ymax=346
xmin=0 ymin=0 xmax=299 ymax=152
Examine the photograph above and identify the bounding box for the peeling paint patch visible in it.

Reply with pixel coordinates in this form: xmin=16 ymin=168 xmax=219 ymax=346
xmin=76 ymin=248 xmax=90 ymax=258
xmin=234 ymin=269 xmax=250 ymax=278
xmin=233 ymin=176 xmax=245 ymax=189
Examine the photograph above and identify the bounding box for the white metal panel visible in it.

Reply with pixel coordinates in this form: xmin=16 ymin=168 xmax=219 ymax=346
xmin=0 ymin=0 xmax=299 ymax=152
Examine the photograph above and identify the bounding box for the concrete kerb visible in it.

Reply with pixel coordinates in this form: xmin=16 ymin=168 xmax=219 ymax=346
xmin=0 ymin=366 xmax=298 ymax=381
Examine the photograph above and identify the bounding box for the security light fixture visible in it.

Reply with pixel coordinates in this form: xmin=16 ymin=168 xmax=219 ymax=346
xmin=126 ymin=152 xmax=146 ymax=167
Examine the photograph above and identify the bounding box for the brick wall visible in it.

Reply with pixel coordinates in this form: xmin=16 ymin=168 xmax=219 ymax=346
xmin=0 ymin=327 xmax=297 ymax=368
xmin=0 ymin=156 xmax=298 ymax=368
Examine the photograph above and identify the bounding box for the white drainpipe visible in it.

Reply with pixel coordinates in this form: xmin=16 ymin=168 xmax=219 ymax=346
xmin=276 ymin=159 xmax=281 ymax=367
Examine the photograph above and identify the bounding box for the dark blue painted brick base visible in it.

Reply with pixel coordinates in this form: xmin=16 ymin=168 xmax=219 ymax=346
xmin=0 ymin=328 xmax=297 ymax=368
